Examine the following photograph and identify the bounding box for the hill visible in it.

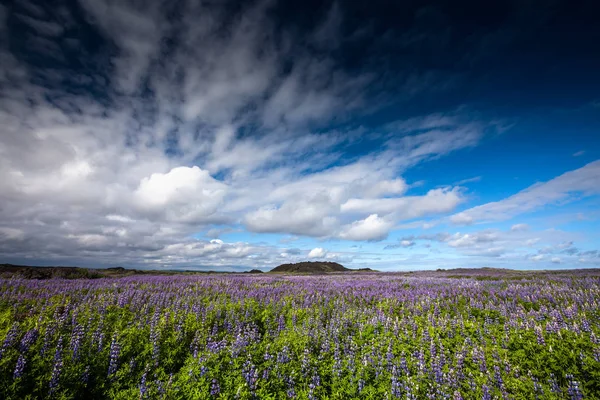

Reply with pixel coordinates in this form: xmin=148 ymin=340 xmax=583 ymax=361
xmin=0 ymin=264 xmax=106 ymax=279
xmin=0 ymin=263 xmax=222 ymax=279
xmin=270 ymin=261 xmax=350 ymax=273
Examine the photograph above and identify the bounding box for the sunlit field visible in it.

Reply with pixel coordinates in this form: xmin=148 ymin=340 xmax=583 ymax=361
xmin=1 ymin=272 xmax=599 ymax=399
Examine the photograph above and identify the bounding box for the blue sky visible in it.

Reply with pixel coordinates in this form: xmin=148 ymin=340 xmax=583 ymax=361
xmin=0 ymin=0 xmax=599 ymax=271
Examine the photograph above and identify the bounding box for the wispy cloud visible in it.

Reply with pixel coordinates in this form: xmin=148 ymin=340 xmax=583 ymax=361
xmin=454 ymin=176 xmax=482 ymax=185
xmin=390 ymin=226 xmax=586 ymax=263
xmin=450 ymin=161 xmax=600 ymax=225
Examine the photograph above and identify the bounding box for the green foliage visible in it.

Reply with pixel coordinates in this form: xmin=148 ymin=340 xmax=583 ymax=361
xmin=0 ymin=275 xmax=598 ymax=399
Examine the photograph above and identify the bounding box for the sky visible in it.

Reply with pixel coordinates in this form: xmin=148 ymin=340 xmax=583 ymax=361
xmin=0 ymin=0 xmax=599 ymax=271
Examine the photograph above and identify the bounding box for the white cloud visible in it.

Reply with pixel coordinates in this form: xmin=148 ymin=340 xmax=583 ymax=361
xmin=398 ymin=226 xmax=581 ymax=264
xmin=445 ymin=231 xmax=499 ymax=248
xmin=341 ymin=187 xmax=464 ymax=219
xmin=450 ymin=161 xmax=600 ymax=225
xmin=308 ymin=247 xmax=327 ymax=258
xmin=455 ymin=176 xmax=481 ymax=185
xmin=399 ymin=240 xmax=415 ymax=247
xmin=339 ymin=214 xmax=394 ymax=241
xmin=243 ymin=200 xmax=339 ymax=237
xmin=134 ymin=166 xmax=227 ymax=222
xmin=551 ymin=257 xmax=561 ymax=263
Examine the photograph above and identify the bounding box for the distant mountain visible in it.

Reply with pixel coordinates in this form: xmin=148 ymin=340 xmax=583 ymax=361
xmin=244 ymin=269 xmax=264 ymax=274
xmin=270 ymin=261 xmax=350 ymax=273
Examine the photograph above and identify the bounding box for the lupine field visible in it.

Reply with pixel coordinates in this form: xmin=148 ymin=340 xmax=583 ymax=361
xmin=1 ymin=272 xmax=599 ymax=399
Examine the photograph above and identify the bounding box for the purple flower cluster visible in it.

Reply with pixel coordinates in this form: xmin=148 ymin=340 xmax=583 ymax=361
xmin=19 ymin=328 xmax=38 ymax=353
xmin=13 ymin=354 xmax=26 ymax=379
xmin=0 ymin=323 xmax=19 ymax=360
xmin=107 ymin=334 xmax=121 ymax=377
xmin=49 ymin=338 xmax=64 ymax=393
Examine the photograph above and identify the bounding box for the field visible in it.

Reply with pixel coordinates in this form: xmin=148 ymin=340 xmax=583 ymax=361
xmin=0 ymin=271 xmax=599 ymax=399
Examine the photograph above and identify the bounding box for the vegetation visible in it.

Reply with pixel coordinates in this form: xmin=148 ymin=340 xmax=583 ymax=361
xmin=0 ymin=271 xmax=599 ymax=399
xmin=270 ymin=261 xmax=349 ymax=273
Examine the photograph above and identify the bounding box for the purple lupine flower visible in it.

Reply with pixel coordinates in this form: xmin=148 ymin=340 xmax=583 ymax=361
xmin=242 ymin=360 xmax=259 ymax=394
xmin=386 ymin=343 xmax=394 ymax=371
xmin=0 ymin=322 xmax=19 ymax=360
xmin=129 ymin=358 xmax=137 ymax=372
xmin=70 ymin=323 xmax=85 ymax=360
xmin=581 ymin=318 xmax=591 ymax=333
xmin=19 ymin=328 xmax=38 ymax=353
xmin=210 ymin=379 xmax=221 ymax=396
xmin=277 ymin=345 xmax=291 ymax=364
xmin=93 ymin=321 xmax=105 ymax=353
xmin=402 ymin=378 xmax=417 ymax=400
xmin=107 ymin=334 xmax=121 ymax=377
xmin=41 ymin=323 xmax=55 ymax=356
xmin=150 ymin=311 xmax=161 ymax=365
xmin=139 ymin=371 xmax=148 ymax=398
xmin=534 ymin=326 xmax=545 ymax=345
xmin=532 ymin=376 xmax=544 ymax=399
xmin=308 ymin=371 xmax=320 ymax=392
xmin=82 ymin=365 xmax=90 ymax=384
xmin=156 ymin=379 xmax=165 ymax=396
xmin=548 ymin=373 xmax=561 ymax=393
xmin=332 ymin=345 xmax=342 ymax=378
xmin=482 ymin=385 xmax=492 ymax=400
xmin=200 ymin=364 xmax=208 ymax=377
xmin=284 ymin=373 xmax=296 ymax=398
xmin=567 ymin=374 xmax=584 ymax=400
xmin=49 ymin=338 xmax=64 ymax=393
xmin=494 ymin=365 xmax=504 ymax=388
xmin=593 ymin=347 xmax=600 ymax=363
xmin=391 ymin=366 xmax=402 ymax=398
xmin=13 ymin=354 xmax=26 ymax=379
xmin=301 ymin=347 xmax=311 ymax=375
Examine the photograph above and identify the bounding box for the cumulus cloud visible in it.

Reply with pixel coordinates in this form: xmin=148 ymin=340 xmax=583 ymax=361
xmin=133 ymin=166 xmax=228 ymax=223
xmin=308 ymin=247 xmax=327 ymax=258
xmin=339 ymin=214 xmax=394 ymax=241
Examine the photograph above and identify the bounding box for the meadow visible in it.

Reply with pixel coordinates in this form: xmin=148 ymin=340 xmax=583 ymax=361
xmin=0 ymin=272 xmax=599 ymax=399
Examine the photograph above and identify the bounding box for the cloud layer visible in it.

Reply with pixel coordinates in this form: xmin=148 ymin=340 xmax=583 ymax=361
xmin=0 ymin=0 xmax=598 ymax=270
xmin=0 ymin=0 xmax=492 ymax=268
